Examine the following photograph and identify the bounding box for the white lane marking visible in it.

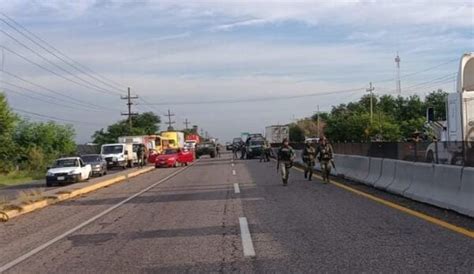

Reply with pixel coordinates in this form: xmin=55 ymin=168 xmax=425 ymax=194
xmin=0 ymin=166 xmax=192 ymax=273
xmin=232 ymin=170 xmax=236 ymax=176
xmin=231 ymin=163 xmax=235 ymax=167
xmin=239 ymin=217 xmax=256 ymax=257
xmin=234 ymin=183 xmax=240 ymax=194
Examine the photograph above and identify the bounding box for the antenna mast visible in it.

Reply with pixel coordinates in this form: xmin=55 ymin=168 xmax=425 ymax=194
xmin=395 ymin=52 xmax=401 ymax=95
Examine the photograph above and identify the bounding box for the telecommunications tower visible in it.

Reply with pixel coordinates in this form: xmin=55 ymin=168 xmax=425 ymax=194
xmin=395 ymin=52 xmax=401 ymax=95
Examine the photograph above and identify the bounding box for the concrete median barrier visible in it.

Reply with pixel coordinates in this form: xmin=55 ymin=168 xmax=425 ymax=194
xmin=344 ymin=155 xmax=370 ymax=182
xmin=454 ymin=167 xmax=474 ymax=217
xmin=428 ymin=164 xmax=463 ymax=211
xmin=404 ymin=162 xmax=435 ymax=204
xmin=0 ymin=166 xmax=155 ymax=222
xmin=365 ymin=157 xmax=383 ymax=186
xmin=374 ymin=159 xmax=396 ymax=190
xmin=386 ymin=160 xmax=414 ymax=195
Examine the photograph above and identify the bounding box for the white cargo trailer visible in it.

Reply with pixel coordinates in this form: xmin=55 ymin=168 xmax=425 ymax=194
xmin=265 ymin=125 xmax=289 ymax=144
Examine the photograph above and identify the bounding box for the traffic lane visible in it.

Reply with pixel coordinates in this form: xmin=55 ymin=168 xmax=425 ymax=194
xmin=0 ymin=166 xmax=179 ymax=268
xmin=0 ymin=167 xmax=139 ymax=201
xmin=236 ymin=159 xmax=473 ymax=272
xmin=4 ymin=155 xmax=257 ymax=273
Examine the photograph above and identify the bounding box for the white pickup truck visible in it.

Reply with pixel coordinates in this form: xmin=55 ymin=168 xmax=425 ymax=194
xmin=46 ymin=157 xmax=92 ymax=187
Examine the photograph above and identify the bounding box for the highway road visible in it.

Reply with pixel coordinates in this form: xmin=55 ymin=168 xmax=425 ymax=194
xmin=0 ymin=153 xmax=473 ymax=273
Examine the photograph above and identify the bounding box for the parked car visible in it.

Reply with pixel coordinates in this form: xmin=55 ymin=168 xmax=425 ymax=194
xmin=226 ymin=142 xmax=233 ymax=151
xmin=155 ymin=148 xmax=194 ymax=168
xmin=81 ymin=154 xmax=107 ymax=177
xmin=46 ymin=157 xmax=92 ymax=187
xmin=195 ymin=142 xmax=217 ymax=158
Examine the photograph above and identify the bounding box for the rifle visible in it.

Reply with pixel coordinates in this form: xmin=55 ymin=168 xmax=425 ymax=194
xmin=330 ymin=159 xmax=337 ymax=175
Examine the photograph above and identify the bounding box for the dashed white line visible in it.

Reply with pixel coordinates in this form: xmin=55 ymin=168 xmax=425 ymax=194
xmin=234 ymin=183 xmax=240 ymax=194
xmin=231 ymin=163 xmax=235 ymax=167
xmin=239 ymin=217 xmax=256 ymax=257
xmin=232 ymin=170 xmax=236 ymax=176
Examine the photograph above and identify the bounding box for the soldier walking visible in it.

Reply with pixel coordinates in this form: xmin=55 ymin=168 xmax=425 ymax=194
xmin=302 ymin=141 xmax=317 ymax=181
xmin=277 ymin=138 xmax=295 ymax=186
xmin=316 ymin=137 xmax=334 ymax=183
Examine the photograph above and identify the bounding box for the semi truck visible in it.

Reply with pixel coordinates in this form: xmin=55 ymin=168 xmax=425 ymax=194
xmin=265 ymin=125 xmax=290 ymax=144
xmin=425 ymin=53 xmax=474 ymax=164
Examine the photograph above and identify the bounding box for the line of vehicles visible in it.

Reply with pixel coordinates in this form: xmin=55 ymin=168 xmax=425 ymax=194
xmin=227 ymin=126 xmax=290 ymax=159
xmin=46 ymin=130 xmax=218 ymax=186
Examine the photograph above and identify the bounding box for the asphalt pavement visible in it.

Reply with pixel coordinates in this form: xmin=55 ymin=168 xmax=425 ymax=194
xmin=0 ymin=153 xmax=472 ymax=273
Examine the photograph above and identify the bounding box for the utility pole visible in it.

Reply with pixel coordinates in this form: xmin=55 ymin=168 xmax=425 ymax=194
xmin=183 ymin=118 xmax=190 ymax=130
xmin=164 ymin=109 xmax=175 ymax=131
xmin=121 ymin=87 xmax=138 ymax=134
xmin=366 ymin=82 xmax=375 ymax=123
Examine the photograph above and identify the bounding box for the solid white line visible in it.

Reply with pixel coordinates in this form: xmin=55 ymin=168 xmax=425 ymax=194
xmin=239 ymin=217 xmax=256 ymax=257
xmin=234 ymin=183 xmax=240 ymax=194
xmin=0 ymin=166 xmax=191 ymax=273
xmin=232 ymin=170 xmax=236 ymax=176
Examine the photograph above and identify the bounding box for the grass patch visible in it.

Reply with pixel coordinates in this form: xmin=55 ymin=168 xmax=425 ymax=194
xmin=17 ymin=189 xmax=45 ymax=205
xmin=0 ymin=170 xmax=44 ymax=189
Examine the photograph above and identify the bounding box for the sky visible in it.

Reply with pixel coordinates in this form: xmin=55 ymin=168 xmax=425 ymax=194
xmin=0 ymin=0 xmax=473 ymax=143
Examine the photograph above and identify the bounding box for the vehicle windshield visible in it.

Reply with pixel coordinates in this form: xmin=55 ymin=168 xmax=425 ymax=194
xmin=54 ymin=159 xmax=79 ymax=168
xmin=82 ymin=155 xmax=101 ymax=162
xmin=250 ymin=140 xmax=264 ymax=146
xmin=233 ymin=138 xmax=242 ymax=144
xmin=164 ymin=149 xmax=178 ymax=155
xmin=101 ymin=145 xmax=123 ymax=154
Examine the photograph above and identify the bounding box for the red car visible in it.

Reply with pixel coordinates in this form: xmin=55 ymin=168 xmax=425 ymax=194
xmin=155 ymin=148 xmax=194 ymax=168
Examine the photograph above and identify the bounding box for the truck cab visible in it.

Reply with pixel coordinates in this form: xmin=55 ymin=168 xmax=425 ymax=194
xmin=426 ymin=53 xmax=474 ymax=164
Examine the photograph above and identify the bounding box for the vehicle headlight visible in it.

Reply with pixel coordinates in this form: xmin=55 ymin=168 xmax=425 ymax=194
xmin=94 ymin=164 xmax=101 ymax=168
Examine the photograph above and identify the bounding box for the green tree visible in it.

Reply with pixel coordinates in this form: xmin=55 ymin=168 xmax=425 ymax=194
xmin=425 ymin=89 xmax=448 ymax=121
xmin=289 ymin=124 xmax=305 ymax=142
xmin=13 ymin=120 xmax=76 ymax=170
xmin=92 ymin=112 xmax=161 ymax=146
xmin=0 ymin=93 xmax=18 ymax=172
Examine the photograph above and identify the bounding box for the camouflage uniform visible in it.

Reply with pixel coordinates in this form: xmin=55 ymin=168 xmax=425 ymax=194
xmin=260 ymin=142 xmax=271 ymax=162
xmin=316 ymin=143 xmax=334 ymax=183
xmin=278 ymin=145 xmax=295 ymax=185
xmin=302 ymin=144 xmax=317 ymax=181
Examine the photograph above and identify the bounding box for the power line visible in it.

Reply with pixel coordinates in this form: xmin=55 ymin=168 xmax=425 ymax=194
xmin=0 ymin=14 xmax=125 ymax=93
xmin=0 ymin=12 xmax=126 ymax=91
xmin=0 ymin=45 xmax=120 ymax=97
xmin=1 ymin=70 xmax=120 ymax=111
xmin=373 ymin=58 xmax=459 ymax=84
xmin=0 ymin=31 xmax=122 ymax=97
xmin=143 ymin=87 xmax=366 ymax=106
xmin=2 ymin=86 xmax=105 ymax=112
xmin=13 ymin=107 xmax=104 ymax=126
